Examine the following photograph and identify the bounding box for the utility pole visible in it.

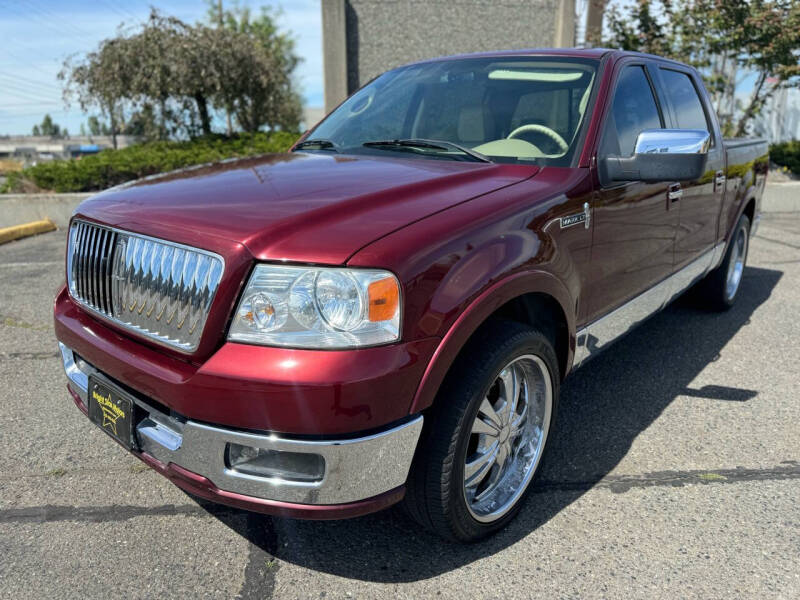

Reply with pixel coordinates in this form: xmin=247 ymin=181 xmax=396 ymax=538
xmin=219 ymin=0 xmax=234 ymax=136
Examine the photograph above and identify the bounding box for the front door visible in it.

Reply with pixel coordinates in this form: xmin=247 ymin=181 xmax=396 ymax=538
xmin=656 ymin=66 xmax=724 ymax=269
xmin=586 ymin=62 xmax=678 ymax=331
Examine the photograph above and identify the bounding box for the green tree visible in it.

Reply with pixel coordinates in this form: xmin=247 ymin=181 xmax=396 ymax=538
xmin=32 ymin=114 xmax=62 ymax=137
xmin=86 ymin=115 xmax=111 ymax=136
xmin=60 ymin=34 xmax=133 ymax=148
xmin=605 ymin=0 xmax=800 ymax=136
xmin=207 ymin=2 xmax=303 ymax=132
xmin=60 ymin=8 xmax=302 ymax=141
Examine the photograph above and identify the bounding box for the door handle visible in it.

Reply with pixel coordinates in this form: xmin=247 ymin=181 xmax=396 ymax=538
xmin=668 ymin=184 xmax=682 ymax=202
xmin=715 ymin=171 xmax=726 ymax=190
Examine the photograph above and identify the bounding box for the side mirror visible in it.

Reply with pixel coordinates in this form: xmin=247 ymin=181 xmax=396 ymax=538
xmin=602 ymin=129 xmax=711 ymax=183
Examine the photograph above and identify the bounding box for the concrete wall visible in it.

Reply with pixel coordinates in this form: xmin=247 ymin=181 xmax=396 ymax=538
xmin=0 ymin=194 xmax=89 ymax=229
xmin=323 ymin=0 xmax=575 ymax=112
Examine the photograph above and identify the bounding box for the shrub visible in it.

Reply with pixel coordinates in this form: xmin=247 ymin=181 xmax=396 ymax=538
xmin=1 ymin=131 xmax=298 ymax=193
xmin=770 ymin=140 xmax=800 ymax=176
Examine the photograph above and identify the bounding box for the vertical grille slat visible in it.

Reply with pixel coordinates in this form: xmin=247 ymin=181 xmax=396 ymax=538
xmin=79 ymin=222 xmax=88 ymax=302
xmin=95 ymin=228 xmax=106 ymax=309
xmin=83 ymin=224 xmax=94 ymax=306
xmin=76 ymin=222 xmax=87 ymax=299
xmin=90 ymin=227 xmax=101 ymax=308
xmin=66 ymin=220 xmax=224 ymax=353
xmin=99 ymin=230 xmax=114 ymax=314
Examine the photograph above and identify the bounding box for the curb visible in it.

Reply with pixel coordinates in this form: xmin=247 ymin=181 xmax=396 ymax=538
xmin=0 ymin=218 xmax=58 ymax=245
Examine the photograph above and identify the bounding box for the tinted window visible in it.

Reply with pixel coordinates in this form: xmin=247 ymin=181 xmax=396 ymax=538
xmin=659 ymin=69 xmax=709 ymax=132
xmin=601 ymin=66 xmax=662 ymax=157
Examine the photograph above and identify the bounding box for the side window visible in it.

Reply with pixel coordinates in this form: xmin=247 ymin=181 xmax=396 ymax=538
xmin=659 ymin=69 xmax=710 ymax=132
xmin=600 ymin=66 xmax=662 ymax=158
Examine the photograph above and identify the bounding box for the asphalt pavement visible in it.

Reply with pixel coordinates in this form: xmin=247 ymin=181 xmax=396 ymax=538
xmin=0 ymin=210 xmax=798 ymax=599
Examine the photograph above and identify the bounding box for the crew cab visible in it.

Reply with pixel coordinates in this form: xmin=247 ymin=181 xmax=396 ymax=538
xmin=54 ymin=48 xmax=768 ymax=542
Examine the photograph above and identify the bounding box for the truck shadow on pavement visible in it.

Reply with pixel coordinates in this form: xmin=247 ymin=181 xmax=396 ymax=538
xmin=204 ymin=266 xmax=781 ymax=584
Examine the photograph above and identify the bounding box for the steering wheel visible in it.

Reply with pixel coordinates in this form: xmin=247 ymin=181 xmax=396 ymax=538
xmin=507 ymin=124 xmax=569 ymax=154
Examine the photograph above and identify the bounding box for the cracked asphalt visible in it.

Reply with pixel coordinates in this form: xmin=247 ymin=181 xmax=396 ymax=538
xmin=1 ymin=209 xmax=798 ymax=599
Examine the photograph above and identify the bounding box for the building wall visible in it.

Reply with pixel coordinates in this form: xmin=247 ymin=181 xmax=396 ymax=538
xmin=323 ymin=0 xmax=575 ymax=112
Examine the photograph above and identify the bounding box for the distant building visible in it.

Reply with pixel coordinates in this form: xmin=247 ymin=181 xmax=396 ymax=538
xmin=0 ymin=135 xmax=136 ymax=164
xmin=322 ymin=0 xmax=576 ymax=112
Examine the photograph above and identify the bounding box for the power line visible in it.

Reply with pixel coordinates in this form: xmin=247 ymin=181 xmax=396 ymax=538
xmin=1 ymin=1 xmax=98 ymax=54
xmin=21 ymin=0 xmax=96 ymax=39
xmin=0 ymin=79 xmax=63 ymax=102
xmin=0 ymin=109 xmax=75 ymax=118
xmin=0 ymin=73 xmax=62 ymax=94
xmin=96 ymin=0 xmax=142 ymax=23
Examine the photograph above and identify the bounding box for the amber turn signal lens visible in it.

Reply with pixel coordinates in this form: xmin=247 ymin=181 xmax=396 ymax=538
xmin=367 ymin=277 xmax=399 ymax=322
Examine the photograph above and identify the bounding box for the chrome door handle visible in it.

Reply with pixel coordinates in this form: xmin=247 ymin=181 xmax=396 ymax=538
xmin=715 ymin=172 xmax=726 ymax=189
xmin=668 ymin=185 xmax=682 ymax=202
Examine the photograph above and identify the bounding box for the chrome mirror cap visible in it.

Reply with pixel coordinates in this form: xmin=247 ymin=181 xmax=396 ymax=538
xmin=634 ymin=129 xmax=711 ymax=155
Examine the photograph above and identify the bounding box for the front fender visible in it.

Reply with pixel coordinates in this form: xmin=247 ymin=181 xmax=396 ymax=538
xmin=408 ymin=269 xmax=575 ymax=414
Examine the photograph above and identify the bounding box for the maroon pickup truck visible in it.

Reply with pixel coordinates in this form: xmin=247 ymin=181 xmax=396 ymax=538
xmin=55 ymin=48 xmax=768 ymax=542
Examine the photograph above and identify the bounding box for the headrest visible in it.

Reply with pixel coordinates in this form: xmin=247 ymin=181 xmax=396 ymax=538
xmin=458 ymin=105 xmax=485 ymax=143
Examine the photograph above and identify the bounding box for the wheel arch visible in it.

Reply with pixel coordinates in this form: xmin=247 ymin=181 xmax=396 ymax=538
xmin=408 ymin=270 xmax=575 ymax=415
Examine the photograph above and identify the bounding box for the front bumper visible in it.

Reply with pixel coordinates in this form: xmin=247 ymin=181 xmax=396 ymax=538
xmin=60 ymin=343 xmax=423 ymax=514
xmin=54 ymin=286 xmax=437 ymax=435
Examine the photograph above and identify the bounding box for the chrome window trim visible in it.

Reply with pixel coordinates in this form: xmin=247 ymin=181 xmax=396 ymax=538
xmin=573 ymin=242 xmax=723 ymax=368
xmin=58 ymin=343 xmax=422 ymax=505
xmin=67 ymin=220 xmax=225 ymax=354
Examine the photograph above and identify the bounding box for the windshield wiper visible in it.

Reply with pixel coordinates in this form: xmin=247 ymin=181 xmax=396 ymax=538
xmin=362 ymin=139 xmax=492 ymax=163
xmin=293 ymin=138 xmax=340 ymax=152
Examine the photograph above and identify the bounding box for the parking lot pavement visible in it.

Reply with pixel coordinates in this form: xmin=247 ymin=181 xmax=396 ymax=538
xmin=1 ymin=213 xmax=798 ymax=600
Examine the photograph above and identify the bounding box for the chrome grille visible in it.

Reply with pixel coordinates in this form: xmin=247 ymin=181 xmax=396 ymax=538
xmin=67 ymin=221 xmax=224 ymax=352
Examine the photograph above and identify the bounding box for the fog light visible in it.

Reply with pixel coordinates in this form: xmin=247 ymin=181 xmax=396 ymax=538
xmin=225 ymin=443 xmax=325 ymax=483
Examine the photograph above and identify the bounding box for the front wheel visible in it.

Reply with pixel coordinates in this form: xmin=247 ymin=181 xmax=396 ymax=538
xmin=699 ymin=213 xmax=751 ymax=310
xmin=403 ymin=320 xmax=558 ymax=542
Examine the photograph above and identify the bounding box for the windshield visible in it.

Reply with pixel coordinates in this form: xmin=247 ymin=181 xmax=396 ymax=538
xmin=306 ymin=57 xmax=598 ymax=165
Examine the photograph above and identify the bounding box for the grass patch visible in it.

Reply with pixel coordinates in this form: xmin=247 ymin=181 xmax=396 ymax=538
xmin=46 ymin=468 xmax=67 ymax=478
xmin=697 ymin=472 xmax=727 ymax=481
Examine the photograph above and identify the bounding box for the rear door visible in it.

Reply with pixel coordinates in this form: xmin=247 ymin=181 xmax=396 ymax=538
xmin=586 ymin=60 xmax=678 ymax=324
xmin=655 ymin=66 xmax=725 ymax=268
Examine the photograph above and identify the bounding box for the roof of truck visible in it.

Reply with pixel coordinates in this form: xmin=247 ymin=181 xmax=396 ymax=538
xmin=405 ymin=47 xmax=690 ymax=69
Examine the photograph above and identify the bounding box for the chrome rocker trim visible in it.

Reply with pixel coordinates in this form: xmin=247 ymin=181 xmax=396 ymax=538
xmin=59 ymin=342 xmax=423 ymax=505
xmin=573 ymin=242 xmax=724 ymax=368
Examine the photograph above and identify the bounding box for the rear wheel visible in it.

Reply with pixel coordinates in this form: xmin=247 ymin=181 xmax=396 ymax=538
xmin=404 ymin=320 xmax=558 ymax=542
xmin=699 ymin=213 xmax=750 ymax=310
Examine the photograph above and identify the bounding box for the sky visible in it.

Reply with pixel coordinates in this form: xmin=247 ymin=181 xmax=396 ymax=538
xmin=0 ymin=0 xmax=323 ymax=136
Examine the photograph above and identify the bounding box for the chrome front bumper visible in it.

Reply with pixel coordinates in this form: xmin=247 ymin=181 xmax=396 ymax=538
xmin=59 ymin=343 xmax=423 ymax=505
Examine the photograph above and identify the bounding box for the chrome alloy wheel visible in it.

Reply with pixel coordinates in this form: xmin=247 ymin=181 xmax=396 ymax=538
xmin=725 ymin=224 xmax=749 ymax=301
xmin=462 ymin=354 xmax=552 ymax=523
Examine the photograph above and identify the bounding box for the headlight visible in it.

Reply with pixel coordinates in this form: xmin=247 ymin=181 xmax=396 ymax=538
xmin=228 ymin=265 xmax=401 ymax=348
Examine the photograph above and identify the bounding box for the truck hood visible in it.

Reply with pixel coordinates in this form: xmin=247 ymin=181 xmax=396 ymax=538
xmin=75 ymin=152 xmax=538 ymax=264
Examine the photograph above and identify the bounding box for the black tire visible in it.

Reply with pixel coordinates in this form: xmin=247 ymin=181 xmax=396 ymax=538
xmin=698 ymin=213 xmax=751 ymax=311
xmin=403 ymin=319 xmax=559 ymax=542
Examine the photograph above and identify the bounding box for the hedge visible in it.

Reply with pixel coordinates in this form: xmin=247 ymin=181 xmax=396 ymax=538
xmin=770 ymin=140 xmax=800 ymax=176
xmin=1 ymin=131 xmax=298 ymax=193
